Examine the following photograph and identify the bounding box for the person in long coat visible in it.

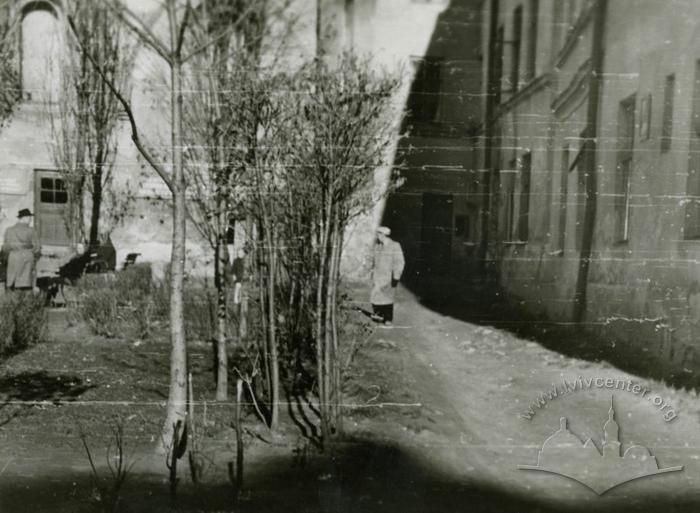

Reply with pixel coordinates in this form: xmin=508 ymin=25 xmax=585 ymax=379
xmin=370 ymin=226 xmax=405 ymax=326
xmin=2 ymin=209 xmax=41 ymax=291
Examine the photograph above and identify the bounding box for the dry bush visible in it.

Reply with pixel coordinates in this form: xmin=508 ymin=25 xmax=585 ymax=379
xmin=0 ymin=292 xmax=47 ymax=358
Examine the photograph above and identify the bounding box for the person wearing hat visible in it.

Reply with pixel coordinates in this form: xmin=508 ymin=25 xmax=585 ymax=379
xmin=370 ymin=226 xmax=405 ymax=326
xmin=2 ymin=209 xmax=41 ymax=291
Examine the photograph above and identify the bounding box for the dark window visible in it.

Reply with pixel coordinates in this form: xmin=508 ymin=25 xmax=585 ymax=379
xmin=225 ymin=217 xmax=236 ymax=245
xmin=454 ymin=215 xmax=470 ymax=239
xmin=495 ymin=24 xmax=505 ymax=104
xmin=685 ymin=62 xmax=700 ymax=238
xmin=558 ymin=145 xmax=569 ymax=251
xmin=510 ymin=5 xmax=523 ymax=93
xmin=525 ymin=0 xmax=539 ymax=81
xmin=408 ymin=56 xmax=442 ymax=122
xmin=574 ymin=146 xmax=587 ymax=251
xmin=661 ymin=74 xmax=675 ymax=153
xmin=39 ymin=176 xmax=67 ymax=204
xmin=518 ymin=152 xmax=531 ymax=241
xmin=505 ymin=159 xmax=517 ymax=239
xmin=615 ymin=95 xmax=636 ymax=242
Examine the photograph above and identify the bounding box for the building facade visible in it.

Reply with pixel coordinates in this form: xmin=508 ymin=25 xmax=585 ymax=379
xmin=0 ymin=0 xmax=475 ymax=281
xmin=480 ymin=0 xmax=700 ymax=372
xmin=382 ymin=0 xmax=484 ymax=280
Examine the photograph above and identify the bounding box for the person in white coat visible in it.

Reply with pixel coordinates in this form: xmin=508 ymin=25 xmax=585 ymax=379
xmin=370 ymin=226 xmax=405 ymax=326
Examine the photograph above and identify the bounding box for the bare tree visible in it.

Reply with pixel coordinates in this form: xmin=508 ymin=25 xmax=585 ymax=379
xmin=67 ymin=0 xmax=206 ymax=449
xmin=48 ymin=0 xmax=131 ymax=250
xmin=183 ymin=0 xmax=270 ymax=402
xmin=183 ymin=0 xmax=297 ymax=404
xmin=261 ymin=56 xmax=401 ymax=444
xmin=0 ymin=1 xmax=21 ymax=127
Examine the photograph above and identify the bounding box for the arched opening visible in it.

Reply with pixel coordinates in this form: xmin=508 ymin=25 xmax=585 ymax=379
xmin=20 ymin=1 xmax=61 ymax=102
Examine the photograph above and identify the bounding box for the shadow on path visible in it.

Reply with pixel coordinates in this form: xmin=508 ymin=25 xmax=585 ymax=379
xmin=0 ymin=435 xmax=614 ymax=513
xmin=0 ymin=371 xmax=94 ymax=426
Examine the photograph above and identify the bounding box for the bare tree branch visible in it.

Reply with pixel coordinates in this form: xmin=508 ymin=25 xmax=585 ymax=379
xmin=180 ymin=2 xmax=258 ymax=64
xmin=67 ymin=13 xmax=174 ymax=193
xmin=103 ymin=0 xmax=172 ymax=63
xmin=175 ymin=0 xmax=192 ymax=58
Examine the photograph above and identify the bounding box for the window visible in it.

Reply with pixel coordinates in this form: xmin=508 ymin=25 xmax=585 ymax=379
xmin=408 ymin=56 xmax=442 ymax=122
xmin=510 ymin=5 xmax=523 ymax=93
xmin=505 ymin=159 xmax=517 ymax=239
xmin=639 ymin=94 xmax=651 ymax=141
xmin=525 ymin=0 xmax=539 ymax=81
xmin=661 ymin=74 xmax=675 ymax=153
xmin=39 ymin=177 xmax=67 ymax=204
xmin=495 ymin=24 xmax=505 ymax=104
xmin=573 ymin=145 xmax=587 ymax=251
xmin=454 ymin=215 xmax=470 ymax=239
xmin=685 ymin=62 xmax=700 ymax=238
xmin=518 ymin=152 xmax=532 ymax=241
xmin=615 ymin=95 xmax=636 ymax=242
xmin=558 ymin=145 xmax=569 ymax=251
xmin=225 ymin=217 xmax=236 ymax=245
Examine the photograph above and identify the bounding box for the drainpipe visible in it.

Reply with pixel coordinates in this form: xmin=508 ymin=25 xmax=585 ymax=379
xmin=573 ymin=0 xmax=607 ymax=323
xmin=477 ymin=0 xmax=500 ymax=279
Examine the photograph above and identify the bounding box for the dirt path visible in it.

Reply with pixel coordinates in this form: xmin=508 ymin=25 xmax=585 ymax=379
xmin=345 ymin=286 xmax=700 ymax=512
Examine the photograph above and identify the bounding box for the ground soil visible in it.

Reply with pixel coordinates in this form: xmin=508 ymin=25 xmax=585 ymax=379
xmin=2 ymin=285 xmax=700 ymax=512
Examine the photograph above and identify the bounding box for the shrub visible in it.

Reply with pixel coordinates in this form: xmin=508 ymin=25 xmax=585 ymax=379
xmin=80 ymin=287 xmax=120 ymax=337
xmin=184 ymin=286 xmax=216 ymax=342
xmin=115 ymin=263 xmax=153 ymax=305
xmin=0 ymin=292 xmax=47 ymax=358
xmin=74 ymin=263 xmax=243 ymax=342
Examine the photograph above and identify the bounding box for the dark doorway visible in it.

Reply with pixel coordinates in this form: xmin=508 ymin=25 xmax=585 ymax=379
xmin=420 ymin=193 xmax=453 ymax=275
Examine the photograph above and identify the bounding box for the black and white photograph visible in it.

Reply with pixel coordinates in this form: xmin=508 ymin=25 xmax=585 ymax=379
xmin=0 ymin=0 xmax=697 ymax=511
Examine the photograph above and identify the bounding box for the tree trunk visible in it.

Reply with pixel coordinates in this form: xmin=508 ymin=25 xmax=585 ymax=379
xmin=88 ymin=158 xmax=103 ymax=251
xmin=215 ymin=203 xmax=229 ymax=401
xmin=267 ymin=225 xmax=279 ymax=429
xmin=316 ymin=213 xmax=332 ymax=445
xmin=161 ymin=48 xmax=188 ymax=451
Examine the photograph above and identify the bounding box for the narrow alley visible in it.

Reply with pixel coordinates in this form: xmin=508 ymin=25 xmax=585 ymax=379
xmin=342 ymin=285 xmax=700 ymax=512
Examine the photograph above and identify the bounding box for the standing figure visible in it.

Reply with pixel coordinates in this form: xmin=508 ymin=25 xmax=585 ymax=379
xmin=2 ymin=209 xmax=41 ymax=291
xmin=370 ymin=226 xmax=405 ymax=326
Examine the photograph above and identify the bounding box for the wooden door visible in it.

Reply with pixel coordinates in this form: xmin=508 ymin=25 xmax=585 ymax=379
xmin=34 ymin=170 xmax=70 ymax=246
xmin=421 ymin=193 xmax=453 ymax=275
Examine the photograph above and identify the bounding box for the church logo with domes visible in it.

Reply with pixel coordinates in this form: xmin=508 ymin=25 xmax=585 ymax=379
xmin=518 ymin=397 xmax=683 ymax=494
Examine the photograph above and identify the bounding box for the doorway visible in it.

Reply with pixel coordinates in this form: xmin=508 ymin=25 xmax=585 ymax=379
xmin=34 ymin=170 xmax=70 ymax=246
xmin=420 ymin=193 xmax=453 ymax=275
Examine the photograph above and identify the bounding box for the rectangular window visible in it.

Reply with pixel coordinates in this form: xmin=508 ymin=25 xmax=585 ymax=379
xmin=510 ymin=5 xmax=523 ymax=93
xmin=525 ymin=0 xmax=539 ymax=81
xmin=685 ymin=62 xmax=700 ymax=238
xmin=574 ymin=149 xmax=586 ymax=251
xmin=558 ymin=145 xmax=569 ymax=251
xmin=661 ymin=74 xmax=675 ymax=153
xmin=39 ymin=177 xmax=68 ymax=204
xmin=504 ymin=159 xmax=517 ymax=240
xmin=408 ymin=56 xmax=442 ymax=123
xmin=615 ymin=95 xmax=636 ymax=242
xmin=518 ymin=152 xmax=532 ymax=241
xmin=454 ymin=215 xmax=470 ymax=239
xmin=495 ymin=24 xmax=505 ymax=104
